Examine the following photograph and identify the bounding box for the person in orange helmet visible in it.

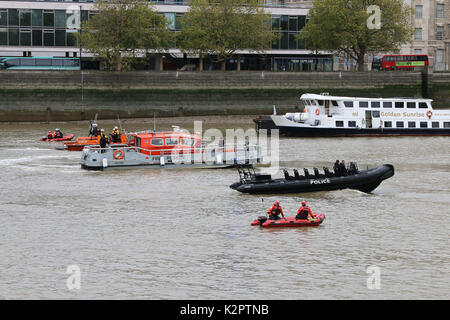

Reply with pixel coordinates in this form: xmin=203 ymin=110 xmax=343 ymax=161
xmin=268 ymin=201 xmax=285 ymax=220
xmin=296 ymin=201 xmax=315 ymax=220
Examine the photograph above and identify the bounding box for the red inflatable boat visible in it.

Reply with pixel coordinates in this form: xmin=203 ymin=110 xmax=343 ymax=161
xmin=251 ymin=213 xmax=325 ymax=228
xmin=40 ymin=134 xmax=75 ymax=142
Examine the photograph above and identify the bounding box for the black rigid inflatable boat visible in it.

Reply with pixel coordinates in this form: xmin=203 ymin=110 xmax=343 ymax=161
xmin=230 ymin=163 xmax=394 ymax=194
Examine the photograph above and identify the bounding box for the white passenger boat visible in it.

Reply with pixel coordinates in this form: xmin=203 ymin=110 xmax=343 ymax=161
xmin=254 ymin=93 xmax=450 ymax=136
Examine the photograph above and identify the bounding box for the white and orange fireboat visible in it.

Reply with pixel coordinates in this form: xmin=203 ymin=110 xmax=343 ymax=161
xmin=80 ymin=126 xmax=262 ymax=170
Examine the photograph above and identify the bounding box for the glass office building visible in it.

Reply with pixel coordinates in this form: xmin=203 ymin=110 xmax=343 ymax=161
xmin=0 ymin=0 xmax=333 ymax=71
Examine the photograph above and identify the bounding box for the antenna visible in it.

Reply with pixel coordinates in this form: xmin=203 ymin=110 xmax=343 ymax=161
xmin=153 ymin=112 xmax=156 ymax=134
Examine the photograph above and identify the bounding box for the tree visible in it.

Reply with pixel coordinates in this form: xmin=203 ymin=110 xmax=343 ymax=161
xmin=299 ymin=0 xmax=413 ymax=71
xmin=178 ymin=0 xmax=277 ymax=71
xmin=79 ymin=0 xmax=173 ymax=71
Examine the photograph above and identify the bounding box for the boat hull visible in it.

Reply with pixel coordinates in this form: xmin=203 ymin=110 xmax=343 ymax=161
xmin=254 ymin=117 xmax=450 ymax=137
xmin=231 ymin=164 xmax=394 ymax=194
xmin=251 ymin=213 xmax=325 ymax=228
xmin=40 ymin=134 xmax=74 ymax=142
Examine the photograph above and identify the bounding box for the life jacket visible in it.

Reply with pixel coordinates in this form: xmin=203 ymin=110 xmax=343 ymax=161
xmin=269 ymin=204 xmax=282 ymax=216
xmin=297 ymin=206 xmax=311 ymax=218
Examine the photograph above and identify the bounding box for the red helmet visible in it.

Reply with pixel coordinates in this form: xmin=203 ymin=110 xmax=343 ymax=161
xmin=275 ymin=201 xmax=280 ymax=205
xmin=301 ymin=201 xmax=307 ymax=205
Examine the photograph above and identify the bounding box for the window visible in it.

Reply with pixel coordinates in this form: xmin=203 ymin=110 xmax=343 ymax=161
xmin=331 ymin=100 xmax=338 ymax=107
xmin=432 ymin=122 xmax=440 ymax=128
xmin=420 ymin=122 xmax=428 ymax=128
xmin=289 ymin=16 xmax=297 ymax=31
xmin=32 ymin=29 xmax=42 ymax=46
xmin=20 ymin=10 xmax=31 ymax=27
xmin=418 ymin=102 xmax=428 ymax=108
xmin=151 ymin=138 xmax=164 ymax=146
xmin=318 ymin=100 xmax=324 ymax=106
xmin=20 ymin=30 xmax=31 ymax=46
xmin=383 ymin=102 xmax=392 ymax=108
xmin=408 ymin=122 xmax=416 ymax=128
xmin=384 ymin=121 xmax=392 ymax=128
xmin=371 ymin=101 xmax=380 ymax=108
xmin=43 ymin=10 xmax=54 ymax=27
xmin=396 ymin=121 xmax=404 ymax=128
xmin=8 ymin=29 xmax=19 ymax=45
xmin=20 ymin=58 xmax=35 ymax=66
xmin=32 ymin=10 xmax=42 ymax=27
xmin=288 ymin=33 xmax=297 ymax=50
xmin=395 ymin=102 xmax=404 ymax=108
xmin=165 ymin=138 xmax=179 ymax=145
xmin=407 ymin=102 xmax=416 ymax=108
xmin=52 ymin=59 xmax=62 ymax=67
xmin=359 ymin=101 xmax=368 ymax=108
xmin=414 ymin=49 xmax=422 ymax=55
xmin=55 ymin=30 xmax=65 ymax=46
xmin=66 ymin=31 xmax=76 ymax=47
xmin=0 ymin=10 xmax=7 ymax=26
xmin=372 ymin=111 xmax=380 ymax=118
xmin=437 ymin=4 xmax=444 ymax=19
xmin=64 ymin=59 xmax=79 ymax=67
xmin=348 ymin=121 xmax=356 ymax=127
xmin=344 ymin=101 xmax=353 ymax=108
xmin=8 ymin=9 xmax=19 ymax=26
xmin=414 ymin=28 xmax=422 ymax=41
xmin=0 ymin=28 xmax=6 ymax=45
xmin=415 ymin=5 xmax=423 ymax=19
xmin=181 ymin=139 xmax=194 ymax=146
xmin=336 ymin=121 xmax=344 ymax=127
xmin=272 ymin=16 xmax=280 ymax=30
xmin=444 ymin=122 xmax=450 ymax=128
xmin=43 ymin=30 xmax=54 ymax=46
xmin=436 ymin=26 xmax=444 ymax=40
xmin=55 ymin=10 xmax=66 ymax=28
xmin=280 ymin=15 xmax=288 ymax=31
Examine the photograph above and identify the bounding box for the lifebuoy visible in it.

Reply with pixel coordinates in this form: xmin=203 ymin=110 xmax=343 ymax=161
xmin=113 ymin=149 xmax=124 ymax=160
xmin=315 ymin=108 xmax=320 ymax=115
xmin=426 ymin=110 xmax=432 ymax=119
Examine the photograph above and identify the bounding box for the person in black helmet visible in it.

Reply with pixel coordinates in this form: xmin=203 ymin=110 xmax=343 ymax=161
xmin=99 ymin=129 xmax=108 ymax=153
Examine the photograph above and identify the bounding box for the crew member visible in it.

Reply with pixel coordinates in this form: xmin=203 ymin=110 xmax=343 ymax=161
xmin=99 ymin=129 xmax=108 ymax=153
xmin=47 ymin=131 xmax=53 ymax=140
xmin=339 ymin=160 xmax=348 ymax=176
xmin=89 ymin=123 xmax=100 ymax=137
xmin=110 ymin=126 xmax=121 ymax=143
xmin=333 ymin=160 xmax=341 ymax=176
xmin=268 ymin=201 xmax=285 ymax=220
xmin=54 ymin=129 xmax=63 ymax=139
xmin=295 ymin=201 xmax=314 ymax=220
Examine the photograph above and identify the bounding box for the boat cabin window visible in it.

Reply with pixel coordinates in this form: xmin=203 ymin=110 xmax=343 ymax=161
xmin=181 ymin=138 xmax=194 ymax=146
xmin=318 ymin=100 xmax=324 ymax=106
xmin=395 ymin=102 xmax=404 ymax=108
xmin=383 ymin=102 xmax=392 ymax=108
xmin=396 ymin=121 xmax=404 ymax=128
xmin=371 ymin=101 xmax=380 ymax=108
xmin=331 ymin=100 xmax=338 ymax=107
xmin=348 ymin=121 xmax=356 ymax=127
xmin=432 ymin=122 xmax=440 ymax=128
xmin=420 ymin=122 xmax=428 ymax=128
xmin=335 ymin=120 xmax=344 ymax=127
xmin=344 ymin=101 xmax=353 ymax=108
xmin=165 ymin=138 xmax=179 ymax=145
xmin=407 ymin=102 xmax=416 ymax=108
xmin=418 ymin=102 xmax=428 ymax=109
xmin=151 ymin=138 xmax=164 ymax=146
xmin=408 ymin=121 xmax=416 ymax=128
xmin=384 ymin=121 xmax=392 ymax=128
xmin=372 ymin=111 xmax=380 ymax=118
xmin=359 ymin=101 xmax=368 ymax=108
xmin=444 ymin=122 xmax=450 ymax=128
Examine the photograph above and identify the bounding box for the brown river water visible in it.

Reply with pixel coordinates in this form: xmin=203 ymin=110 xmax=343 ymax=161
xmin=0 ymin=116 xmax=449 ymax=299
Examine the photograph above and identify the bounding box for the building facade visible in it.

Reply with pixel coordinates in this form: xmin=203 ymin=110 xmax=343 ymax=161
xmin=0 ymin=1 xmax=447 ymax=71
xmin=401 ymin=0 xmax=449 ymax=71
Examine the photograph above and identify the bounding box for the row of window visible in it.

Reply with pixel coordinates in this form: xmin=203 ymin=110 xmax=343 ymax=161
xmin=343 ymin=101 xmax=429 ymax=109
xmin=143 ymin=138 xmax=195 ymax=146
xmin=414 ymin=27 xmax=445 ymax=41
xmin=415 ymin=4 xmax=445 ymax=20
xmin=0 ymin=29 xmax=76 ymax=47
xmin=336 ymin=120 xmax=450 ymax=128
xmin=0 ymin=9 xmax=94 ymax=28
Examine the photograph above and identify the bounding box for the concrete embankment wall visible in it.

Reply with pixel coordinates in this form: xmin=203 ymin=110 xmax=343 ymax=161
xmin=0 ymin=71 xmax=448 ymax=122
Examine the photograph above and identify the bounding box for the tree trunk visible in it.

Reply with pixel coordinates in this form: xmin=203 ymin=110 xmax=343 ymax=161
xmin=159 ymin=54 xmax=164 ymax=72
xmin=236 ymin=55 xmax=241 ymax=71
xmin=199 ymin=57 xmax=203 ymax=71
xmin=357 ymin=53 xmax=365 ymax=71
xmin=220 ymin=60 xmax=226 ymax=71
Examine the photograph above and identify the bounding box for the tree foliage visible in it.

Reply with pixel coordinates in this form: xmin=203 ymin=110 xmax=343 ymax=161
xmin=299 ymin=0 xmax=413 ymax=71
xmin=79 ymin=0 xmax=173 ymax=71
xmin=178 ymin=0 xmax=277 ymax=70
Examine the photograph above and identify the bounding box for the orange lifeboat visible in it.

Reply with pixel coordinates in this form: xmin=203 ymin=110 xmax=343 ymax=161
xmin=63 ymin=133 xmax=127 ymax=151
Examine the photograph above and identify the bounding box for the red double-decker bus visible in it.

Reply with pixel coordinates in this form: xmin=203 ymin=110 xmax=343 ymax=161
xmin=378 ymin=54 xmax=429 ymax=70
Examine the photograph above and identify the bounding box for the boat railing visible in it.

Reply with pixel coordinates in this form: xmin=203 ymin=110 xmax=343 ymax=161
xmin=83 ymin=144 xmax=262 ymax=165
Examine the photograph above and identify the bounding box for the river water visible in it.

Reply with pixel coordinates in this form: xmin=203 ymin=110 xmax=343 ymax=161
xmin=0 ymin=116 xmax=449 ymax=299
